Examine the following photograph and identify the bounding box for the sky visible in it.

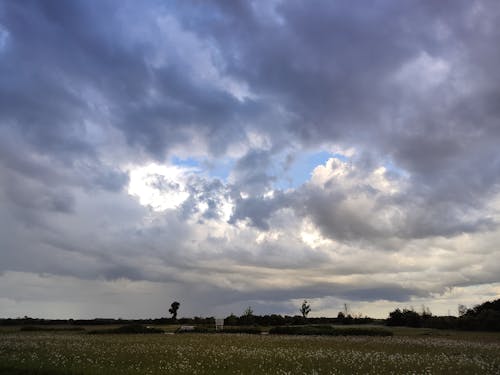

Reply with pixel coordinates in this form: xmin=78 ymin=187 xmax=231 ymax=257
xmin=1 ymin=0 xmax=500 ymax=319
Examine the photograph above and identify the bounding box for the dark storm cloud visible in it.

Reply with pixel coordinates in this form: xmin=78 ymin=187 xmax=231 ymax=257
xmin=0 ymin=1 xmax=98 ymax=157
xmin=229 ymin=191 xmax=290 ymax=230
xmin=119 ymin=65 xmax=262 ymax=157
xmin=3 ymin=0 xmax=499 ymax=196
xmin=0 ymin=1 xmax=132 ymax=198
xmin=0 ymin=0 xmax=278 ymax=163
xmin=180 ymin=0 xmax=500 ymax=232
xmin=1 ymin=0 xmax=498 ymax=160
xmin=178 ymin=0 xmax=428 ymax=140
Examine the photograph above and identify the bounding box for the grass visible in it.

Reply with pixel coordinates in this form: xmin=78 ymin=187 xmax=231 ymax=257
xmin=0 ymin=327 xmax=499 ymax=374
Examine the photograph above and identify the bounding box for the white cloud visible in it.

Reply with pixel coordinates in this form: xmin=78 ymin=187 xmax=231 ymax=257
xmin=127 ymin=163 xmax=191 ymax=211
xmin=300 ymin=219 xmax=333 ymax=249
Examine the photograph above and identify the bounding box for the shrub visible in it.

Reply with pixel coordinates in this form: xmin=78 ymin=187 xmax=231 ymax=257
xmin=387 ymin=308 xmax=422 ymax=327
xmin=20 ymin=326 xmax=85 ymax=332
xmin=176 ymin=326 xmax=214 ymax=334
xmin=175 ymin=326 xmax=262 ymax=334
xmin=88 ymin=324 xmax=164 ymax=334
xmin=218 ymin=327 xmax=262 ymax=334
xmin=269 ymin=325 xmax=392 ymax=336
xmin=386 ymin=299 xmax=500 ymax=331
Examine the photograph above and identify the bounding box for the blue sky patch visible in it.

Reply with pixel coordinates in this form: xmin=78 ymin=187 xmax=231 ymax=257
xmin=274 ymin=151 xmax=349 ymax=190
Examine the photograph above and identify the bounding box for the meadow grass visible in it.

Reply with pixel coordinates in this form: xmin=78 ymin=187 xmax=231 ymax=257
xmin=0 ymin=328 xmax=499 ymax=374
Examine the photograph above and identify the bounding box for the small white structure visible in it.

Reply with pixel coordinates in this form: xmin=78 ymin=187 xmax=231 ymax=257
xmin=215 ymin=318 xmax=224 ymax=331
xmin=178 ymin=325 xmax=195 ymax=332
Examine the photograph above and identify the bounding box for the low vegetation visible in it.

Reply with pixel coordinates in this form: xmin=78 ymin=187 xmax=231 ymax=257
xmin=176 ymin=326 xmax=262 ymax=334
xmin=19 ymin=326 xmax=85 ymax=332
xmin=1 ymin=330 xmax=499 ymax=374
xmin=387 ymin=298 xmax=500 ymax=331
xmin=88 ymin=324 xmax=164 ymax=335
xmin=269 ymin=325 xmax=393 ymax=336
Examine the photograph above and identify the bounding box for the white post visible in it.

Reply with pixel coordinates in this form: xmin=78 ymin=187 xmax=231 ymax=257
xmin=215 ymin=318 xmax=224 ymax=331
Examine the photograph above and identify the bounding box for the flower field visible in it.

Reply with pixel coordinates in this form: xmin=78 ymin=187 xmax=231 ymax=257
xmin=1 ymin=330 xmax=499 ymax=374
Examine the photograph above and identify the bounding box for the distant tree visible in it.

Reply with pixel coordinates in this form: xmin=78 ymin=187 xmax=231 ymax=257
xmin=421 ymin=305 xmax=432 ymax=318
xmin=343 ymin=303 xmax=350 ymax=316
xmin=169 ymin=301 xmax=180 ymax=320
xmin=337 ymin=311 xmax=345 ymax=320
xmin=387 ymin=308 xmax=404 ymax=326
xmin=387 ymin=308 xmax=421 ymax=327
xmin=225 ymin=313 xmax=238 ymax=326
xmin=300 ymin=300 xmax=311 ymax=318
xmin=458 ymin=304 xmax=468 ymax=317
xmin=240 ymin=306 xmax=255 ymax=325
xmin=244 ymin=306 xmax=253 ymax=316
xmin=343 ymin=314 xmax=354 ymax=325
xmin=457 ymin=299 xmax=500 ymax=331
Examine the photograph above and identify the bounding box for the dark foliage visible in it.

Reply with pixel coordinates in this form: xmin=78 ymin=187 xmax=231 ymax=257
xmin=0 ymin=315 xmax=374 ymax=327
xmin=422 ymin=316 xmax=459 ymax=330
xmin=300 ymin=300 xmax=311 ymax=318
xmin=19 ymin=326 xmax=84 ymax=332
xmin=222 ymin=314 xmax=373 ymax=327
xmin=4 ymin=298 xmax=499 ymax=333
xmin=387 ymin=308 xmax=422 ymax=327
xmin=218 ymin=326 xmax=262 ymax=334
xmin=88 ymin=324 xmax=164 ymax=334
xmin=169 ymin=301 xmax=180 ymax=320
xmin=175 ymin=326 xmax=214 ymax=334
xmin=269 ymin=325 xmax=393 ymax=336
xmin=458 ymin=301 xmax=500 ymax=331
xmin=386 ymin=298 xmax=500 ymax=331
xmin=176 ymin=326 xmax=262 ymax=334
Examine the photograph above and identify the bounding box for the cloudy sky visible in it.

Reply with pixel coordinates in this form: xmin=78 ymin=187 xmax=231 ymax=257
xmin=1 ymin=0 xmax=500 ymax=319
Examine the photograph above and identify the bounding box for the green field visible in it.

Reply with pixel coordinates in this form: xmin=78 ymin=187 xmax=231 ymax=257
xmin=1 ymin=327 xmax=499 ymax=374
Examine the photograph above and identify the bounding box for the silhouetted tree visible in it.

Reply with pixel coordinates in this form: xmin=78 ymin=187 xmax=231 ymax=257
xmin=240 ymin=306 xmax=255 ymax=325
xmin=458 ymin=299 xmax=500 ymax=331
xmin=300 ymin=300 xmax=311 ymax=318
xmin=225 ymin=313 xmax=238 ymax=326
xmin=387 ymin=308 xmax=421 ymax=327
xmin=421 ymin=305 xmax=432 ymax=318
xmin=244 ymin=306 xmax=253 ymax=316
xmin=458 ymin=304 xmax=468 ymax=317
xmin=343 ymin=303 xmax=350 ymax=316
xmin=169 ymin=301 xmax=180 ymax=320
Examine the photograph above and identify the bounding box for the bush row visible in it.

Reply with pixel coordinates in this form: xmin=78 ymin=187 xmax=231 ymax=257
xmin=387 ymin=299 xmax=500 ymax=331
xmin=19 ymin=326 xmax=85 ymax=332
xmin=269 ymin=325 xmax=393 ymax=336
xmin=88 ymin=324 xmax=164 ymax=334
xmin=176 ymin=326 xmax=262 ymax=334
xmin=0 ymin=315 xmax=374 ymax=327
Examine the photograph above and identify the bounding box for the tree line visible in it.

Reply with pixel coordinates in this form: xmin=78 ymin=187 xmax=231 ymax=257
xmin=2 ymin=298 xmax=499 ymax=332
xmin=387 ymin=298 xmax=500 ymax=331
